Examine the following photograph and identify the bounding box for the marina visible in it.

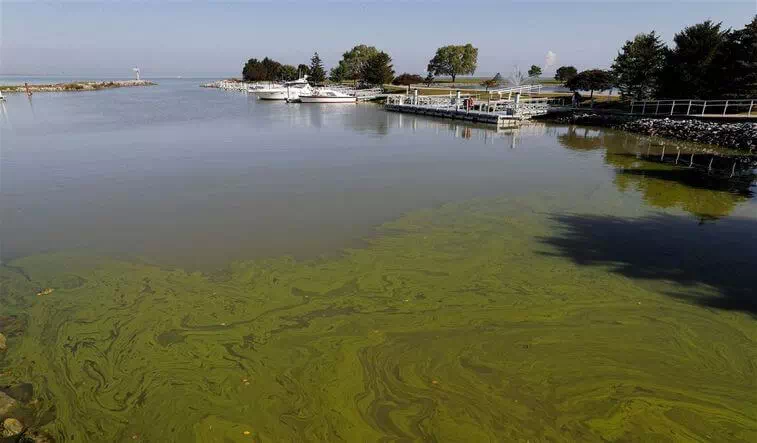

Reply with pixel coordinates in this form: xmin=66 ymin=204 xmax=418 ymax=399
xmin=2 ymin=1 xmax=756 ymax=441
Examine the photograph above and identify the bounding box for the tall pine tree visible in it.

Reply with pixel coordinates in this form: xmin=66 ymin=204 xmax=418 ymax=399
xmin=360 ymin=52 xmax=394 ymax=86
xmin=658 ymin=20 xmax=728 ymax=98
xmin=719 ymin=15 xmax=757 ymax=97
xmin=611 ymin=31 xmax=666 ymax=100
xmin=309 ymin=52 xmax=326 ymax=84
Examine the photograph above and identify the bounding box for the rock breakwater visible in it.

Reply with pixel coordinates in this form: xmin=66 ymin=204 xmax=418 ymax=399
xmin=550 ymin=113 xmax=757 ymax=151
xmin=200 ymin=79 xmax=249 ymax=91
xmin=0 ymin=80 xmax=156 ymax=93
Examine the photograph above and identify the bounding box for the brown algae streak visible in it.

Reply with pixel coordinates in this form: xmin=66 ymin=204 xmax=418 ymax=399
xmin=0 ymin=198 xmax=756 ymax=442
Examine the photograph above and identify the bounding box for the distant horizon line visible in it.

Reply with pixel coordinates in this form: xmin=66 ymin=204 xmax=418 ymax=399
xmin=0 ymin=72 xmax=559 ymax=80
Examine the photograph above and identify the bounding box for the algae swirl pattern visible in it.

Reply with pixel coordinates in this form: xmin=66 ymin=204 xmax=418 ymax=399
xmin=0 ymin=199 xmax=755 ymax=442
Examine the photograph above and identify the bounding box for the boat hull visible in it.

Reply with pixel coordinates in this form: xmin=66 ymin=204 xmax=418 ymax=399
xmin=257 ymin=91 xmax=290 ymax=100
xmin=299 ymin=96 xmax=357 ymax=103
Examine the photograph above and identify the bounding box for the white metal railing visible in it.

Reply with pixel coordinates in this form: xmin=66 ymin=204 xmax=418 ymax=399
xmin=385 ymin=93 xmax=477 ymax=107
xmin=489 ymin=84 xmax=543 ymax=98
xmin=385 ymin=94 xmax=553 ymax=117
xmin=630 ymin=99 xmax=756 ymax=117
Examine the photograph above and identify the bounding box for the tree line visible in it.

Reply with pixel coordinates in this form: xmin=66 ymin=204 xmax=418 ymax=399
xmin=242 ymin=15 xmax=755 ymax=99
xmin=242 ymin=55 xmax=324 ymax=83
xmin=242 ymin=43 xmax=481 ymax=87
xmin=552 ymin=15 xmax=756 ymax=100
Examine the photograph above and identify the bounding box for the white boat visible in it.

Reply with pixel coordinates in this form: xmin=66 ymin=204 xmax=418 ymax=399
xmin=0 ymin=91 xmax=5 ymax=101
xmin=257 ymin=76 xmax=312 ymax=101
xmin=247 ymin=82 xmax=278 ymax=93
xmin=299 ymin=88 xmax=357 ymax=103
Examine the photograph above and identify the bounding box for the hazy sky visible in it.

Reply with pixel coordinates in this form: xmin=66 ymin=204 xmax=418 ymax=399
xmin=1 ymin=0 xmax=754 ymax=78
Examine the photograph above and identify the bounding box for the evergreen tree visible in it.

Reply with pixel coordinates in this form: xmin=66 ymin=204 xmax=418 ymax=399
xmin=424 ymin=72 xmax=435 ymax=86
xmin=309 ymin=52 xmax=326 ymax=84
xmin=329 ymin=65 xmax=345 ymax=82
xmin=611 ymin=31 xmax=666 ymax=99
xmin=717 ymin=15 xmax=757 ymax=97
xmin=361 ymin=52 xmax=394 ymax=86
xmin=658 ymin=20 xmax=728 ymax=98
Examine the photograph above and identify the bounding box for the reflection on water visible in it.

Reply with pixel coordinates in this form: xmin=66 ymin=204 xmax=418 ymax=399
xmin=2 ymin=81 xmax=757 ymax=442
xmin=557 ymin=125 xmax=756 ymax=220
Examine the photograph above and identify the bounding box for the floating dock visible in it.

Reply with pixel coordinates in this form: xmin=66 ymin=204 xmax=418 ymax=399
xmin=385 ymin=103 xmax=523 ymax=128
xmin=384 ymin=89 xmax=553 ymax=128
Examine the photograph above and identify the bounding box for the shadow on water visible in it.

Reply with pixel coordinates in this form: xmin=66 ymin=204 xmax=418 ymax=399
xmin=558 ymin=126 xmax=757 ymax=220
xmin=541 ymin=213 xmax=757 ymax=316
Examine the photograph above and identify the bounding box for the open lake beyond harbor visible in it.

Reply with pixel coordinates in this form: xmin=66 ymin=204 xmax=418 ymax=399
xmin=1 ymin=79 xmax=756 ymax=442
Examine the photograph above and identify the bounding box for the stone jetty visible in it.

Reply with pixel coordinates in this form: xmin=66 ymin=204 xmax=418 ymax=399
xmin=0 ymin=80 xmax=156 ymax=93
xmin=622 ymin=118 xmax=756 ymax=151
xmin=200 ymin=79 xmax=249 ymax=91
xmin=547 ymin=113 xmax=757 ymax=151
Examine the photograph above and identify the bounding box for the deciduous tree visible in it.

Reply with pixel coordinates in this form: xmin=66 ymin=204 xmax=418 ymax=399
xmin=242 ymin=57 xmax=283 ymax=81
xmin=566 ymin=69 xmax=615 ymax=105
xmin=528 ymin=65 xmax=542 ymax=78
xmin=554 ymin=66 xmax=578 ymax=82
xmin=297 ymin=64 xmax=311 ymax=77
xmin=481 ymin=74 xmax=501 ymax=91
xmin=333 ymin=45 xmax=380 ymax=82
xmin=243 ymin=58 xmax=265 ymax=82
xmin=427 ymin=44 xmax=478 ymax=83
xmin=279 ymin=65 xmax=298 ymax=81
xmin=392 ymin=73 xmax=423 ymax=86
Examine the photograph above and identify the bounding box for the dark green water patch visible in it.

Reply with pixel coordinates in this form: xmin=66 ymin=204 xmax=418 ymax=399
xmin=0 ymin=198 xmax=755 ymax=442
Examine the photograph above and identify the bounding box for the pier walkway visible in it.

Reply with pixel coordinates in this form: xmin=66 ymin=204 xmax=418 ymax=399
xmin=385 ymin=91 xmax=555 ymax=128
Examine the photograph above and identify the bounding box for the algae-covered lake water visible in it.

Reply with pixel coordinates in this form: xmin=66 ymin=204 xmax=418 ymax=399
xmin=1 ymin=81 xmax=756 ymax=442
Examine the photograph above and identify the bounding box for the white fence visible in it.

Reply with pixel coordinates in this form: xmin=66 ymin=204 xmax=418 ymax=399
xmin=488 ymin=84 xmax=543 ymax=99
xmin=630 ymin=99 xmax=756 ymax=117
xmin=385 ymin=94 xmax=553 ymax=117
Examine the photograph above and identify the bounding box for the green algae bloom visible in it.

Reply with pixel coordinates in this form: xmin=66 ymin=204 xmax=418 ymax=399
xmin=1 ymin=196 xmax=755 ymax=442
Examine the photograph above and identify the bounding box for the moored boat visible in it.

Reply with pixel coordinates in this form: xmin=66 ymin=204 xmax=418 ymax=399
xmin=256 ymin=76 xmax=312 ymax=101
xmin=299 ymin=88 xmax=357 ymax=103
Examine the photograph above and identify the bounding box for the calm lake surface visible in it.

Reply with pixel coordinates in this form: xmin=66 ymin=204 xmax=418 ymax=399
xmin=1 ymin=79 xmax=756 ymax=442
